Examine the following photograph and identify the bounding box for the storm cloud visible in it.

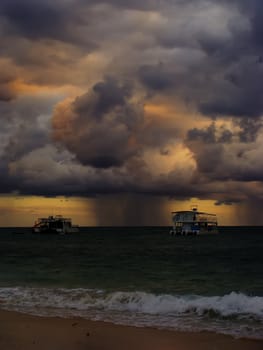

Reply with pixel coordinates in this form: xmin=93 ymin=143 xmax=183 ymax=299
xmin=1 ymin=0 xmax=263 ymax=223
xmin=52 ymin=77 xmax=144 ymax=168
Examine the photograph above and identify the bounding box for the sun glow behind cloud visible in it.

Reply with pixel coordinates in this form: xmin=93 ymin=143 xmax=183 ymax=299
xmin=0 ymin=195 xmax=97 ymax=227
xmin=0 ymin=194 xmax=240 ymax=227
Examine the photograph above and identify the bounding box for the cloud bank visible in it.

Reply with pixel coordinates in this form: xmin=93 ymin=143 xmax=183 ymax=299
xmin=1 ymin=0 xmax=263 ymax=223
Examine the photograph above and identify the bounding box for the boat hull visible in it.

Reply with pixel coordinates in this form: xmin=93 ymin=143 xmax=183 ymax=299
xmin=169 ymin=227 xmax=218 ymax=236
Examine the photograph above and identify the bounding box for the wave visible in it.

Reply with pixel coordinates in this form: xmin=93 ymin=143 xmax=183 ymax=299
xmin=0 ymin=287 xmax=262 ymax=338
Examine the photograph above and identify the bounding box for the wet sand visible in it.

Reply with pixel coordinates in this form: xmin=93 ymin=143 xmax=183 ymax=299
xmin=0 ymin=309 xmax=262 ymax=350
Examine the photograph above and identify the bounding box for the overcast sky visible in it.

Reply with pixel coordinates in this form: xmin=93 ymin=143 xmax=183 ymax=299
xmin=1 ymin=0 xmax=263 ymax=225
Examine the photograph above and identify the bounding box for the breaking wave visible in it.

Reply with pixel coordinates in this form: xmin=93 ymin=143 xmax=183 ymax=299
xmin=0 ymin=287 xmax=262 ymax=339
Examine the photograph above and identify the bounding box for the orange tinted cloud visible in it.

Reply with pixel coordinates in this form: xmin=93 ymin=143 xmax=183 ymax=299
xmin=10 ymin=79 xmax=82 ymax=97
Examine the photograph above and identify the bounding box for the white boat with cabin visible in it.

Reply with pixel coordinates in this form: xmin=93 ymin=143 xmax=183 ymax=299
xmin=170 ymin=206 xmax=218 ymax=235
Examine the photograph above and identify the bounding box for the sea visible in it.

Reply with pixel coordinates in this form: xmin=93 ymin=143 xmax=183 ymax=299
xmin=0 ymin=226 xmax=262 ymax=339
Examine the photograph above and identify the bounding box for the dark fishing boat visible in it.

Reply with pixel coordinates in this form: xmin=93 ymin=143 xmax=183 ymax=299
xmin=32 ymin=215 xmax=79 ymax=234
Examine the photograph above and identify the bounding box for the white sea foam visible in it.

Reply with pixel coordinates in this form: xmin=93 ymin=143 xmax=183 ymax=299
xmin=0 ymin=287 xmax=262 ymax=338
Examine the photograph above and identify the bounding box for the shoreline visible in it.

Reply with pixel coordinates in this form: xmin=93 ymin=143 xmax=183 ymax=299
xmin=0 ymin=309 xmax=262 ymax=350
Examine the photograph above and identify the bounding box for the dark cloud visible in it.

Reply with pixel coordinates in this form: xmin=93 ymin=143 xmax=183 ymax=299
xmin=0 ymin=94 xmax=60 ymax=196
xmin=0 ymin=61 xmax=18 ymax=101
xmin=237 ymin=118 xmax=262 ymax=143
xmin=138 ymin=63 xmax=174 ymax=91
xmin=0 ymin=0 xmax=164 ymax=48
xmin=0 ymin=163 xmax=17 ymax=194
xmin=2 ymin=0 xmax=263 ymax=223
xmin=53 ymin=77 xmax=144 ymax=168
xmin=74 ymin=78 xmax=133 ymax=118
xmin=200 ymin=58 xmax=263 ymax=118
xmin=188 ymin=117 xmax=261 ymax=147
xmin=187 ymin=124 xmax=217 ymax=144
xmin=139 ymin=56 xmax=263 ymax=120
xmin=186 ymin=120 xmax=263 ymax=184
xmin=136 ymin=1 xmax=263 ymax=119
xmin=188 ymin=123 xmax=233 ymax=144
xmin=0 ymin=85 xmax=16 ymax=102
xmin=4 ymin=145 xmax=198 ymax=199
xmin=5 ymin=146 xmax=88 ymax=196
xmin=80 ymin=0 xmax=165 ymax=10
xmin=4 ymin=126 xmax=48 ymax=162
xmin=0 ymin=1 xmax=61 ymax=38
xmin=0 ymin=0 xmax=96 ymax=49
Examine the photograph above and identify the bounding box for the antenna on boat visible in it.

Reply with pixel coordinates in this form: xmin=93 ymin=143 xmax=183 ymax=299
xmin=191 ymin=204 xmax=198 ymax=212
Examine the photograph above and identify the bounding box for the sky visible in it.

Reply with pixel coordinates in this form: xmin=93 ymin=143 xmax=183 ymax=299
xmin=1 ymin=0 xmax=263 ymax=226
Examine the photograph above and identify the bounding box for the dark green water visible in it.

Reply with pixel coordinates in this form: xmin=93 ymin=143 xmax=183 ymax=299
xmin=0 ymin=227 xmax=262 ymax=338
xmin=0 ymin=226 xmax=262 ymax=295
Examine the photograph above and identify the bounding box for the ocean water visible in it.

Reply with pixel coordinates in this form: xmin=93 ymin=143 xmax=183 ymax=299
xmin=0 ymin=226 xmax=262 ymax=339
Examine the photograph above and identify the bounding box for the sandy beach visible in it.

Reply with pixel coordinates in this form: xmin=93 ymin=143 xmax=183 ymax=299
xmin=0 ymin=309 xmax=262 ymax=350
